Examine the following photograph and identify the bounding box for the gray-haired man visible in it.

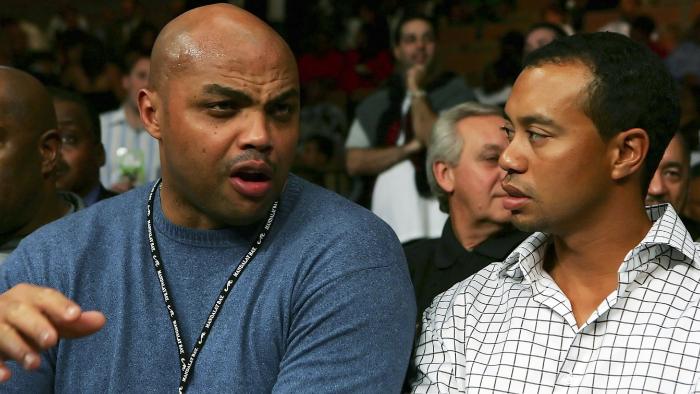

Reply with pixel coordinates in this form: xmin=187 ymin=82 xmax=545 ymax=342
xmin=404 ymin=101 xmax=529 ymax=320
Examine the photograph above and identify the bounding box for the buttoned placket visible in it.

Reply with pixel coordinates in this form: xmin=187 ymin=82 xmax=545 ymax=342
xmin=522 ymin=244 xmax=665 ymax=392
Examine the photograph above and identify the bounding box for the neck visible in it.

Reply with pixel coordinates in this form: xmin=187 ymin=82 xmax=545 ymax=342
xmin=449 ymin=209 xmax=506 ymax=250
xmin=124 ymin=103 xmax=144 ymax=130
xmin=2 ymin=187 xmax=69 ymax=244
xmin=159 ymin=181 xmax=223 ymax=230
xmin=545 ymin=190 xmax=651 ymax=326
xmin=547 ymin=196 xmax=651 ymax=281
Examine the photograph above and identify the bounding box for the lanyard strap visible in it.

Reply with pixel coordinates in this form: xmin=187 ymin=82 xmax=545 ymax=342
xmin=146 ymin=179 xmax=279 ymax=393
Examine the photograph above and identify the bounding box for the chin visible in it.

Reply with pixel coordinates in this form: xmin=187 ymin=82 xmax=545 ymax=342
xmin=510 ymin=214 xmax=547 ymax=233
xmin=230 ymin=199 xmax=276 ymax=225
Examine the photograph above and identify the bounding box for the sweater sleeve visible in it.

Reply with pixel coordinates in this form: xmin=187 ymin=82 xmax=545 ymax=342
xmin=0 ymin=246 xmax=56 ymax=393
xmin=271 ymin=256 xmax=416 ymax=393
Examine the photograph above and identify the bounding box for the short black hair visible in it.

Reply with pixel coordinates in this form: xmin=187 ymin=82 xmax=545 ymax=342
xmin=47 ymin=87 xmax=101 ymax=142
xmin=393 ymin=13 xmax=437 ymax=46
xmin=523 ymin=32 xmax=680 ymax=189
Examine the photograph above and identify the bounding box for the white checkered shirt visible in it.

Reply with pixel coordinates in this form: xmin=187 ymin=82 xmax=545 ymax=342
xmin=411 ymin=204 xmax=700 ymax=393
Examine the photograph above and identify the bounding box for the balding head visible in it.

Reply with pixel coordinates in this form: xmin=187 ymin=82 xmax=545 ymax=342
xmin=138 ymin=3 xmax=300 ymax=229
xmin=0 ymin=66 xmax=62 ymax=241
xmin=149 ymin=4 xmax=296 ymax=94
xmin=0 ymin=66 xmax=57 ymax=139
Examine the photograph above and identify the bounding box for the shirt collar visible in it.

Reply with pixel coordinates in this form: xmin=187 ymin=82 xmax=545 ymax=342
xmin=623 ymin=204 xmax=699 ymax=271
xmin=498 ymin=204 xmax=700 ymax=281
xmin=435 ymin=220 xmax=530 ymax=269
xmin=82 ymin=184 xmax=102 ymax=207
xmin=58 ymin=190 xmax=85 ymax=213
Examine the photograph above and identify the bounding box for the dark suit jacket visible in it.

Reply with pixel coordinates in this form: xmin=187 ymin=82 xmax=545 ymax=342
xmin=404 ymin=220 xmax=530 ymax=321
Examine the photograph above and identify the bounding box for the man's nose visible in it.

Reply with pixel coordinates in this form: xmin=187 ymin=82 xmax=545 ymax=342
xmin=238 ymin=110 xmax=272 ymax=153
xmin=647 ymin=171 xmax=667 ymax=198
xmin=499 ymin=136 xmax=526 ymax=175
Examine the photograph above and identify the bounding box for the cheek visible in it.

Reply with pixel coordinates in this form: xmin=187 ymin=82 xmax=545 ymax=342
xmin=271 ymin=126 xmax=299 ymax=158
xmin=64 ymin=147 xmax=93 ymax=166
xmin=669 ymin=183 xmax=682 ymax=197
xmin=60 ymin=148 xmax=79 ymax=165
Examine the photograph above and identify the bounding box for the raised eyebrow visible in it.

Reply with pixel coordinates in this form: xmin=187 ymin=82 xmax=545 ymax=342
xmin=264 ymin=89 xmax=300 ymax=109
xmin=662 ymin=161 xmax=684 ymax=170
xmin=269 ymin=89 xmax=299 ymax=103
xmin=201 ymin=84 xmax=253 ymax=106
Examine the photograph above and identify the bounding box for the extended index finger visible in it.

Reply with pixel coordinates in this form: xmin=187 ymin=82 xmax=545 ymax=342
xmin=2 ymin=284 xmax=82 ymax=347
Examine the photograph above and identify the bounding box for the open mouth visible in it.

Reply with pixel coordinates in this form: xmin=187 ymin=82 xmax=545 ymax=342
xmin=229 ymin=162 xmax=274 ymax=198
xmin=233 ymin=170 xmax=271 ymax=182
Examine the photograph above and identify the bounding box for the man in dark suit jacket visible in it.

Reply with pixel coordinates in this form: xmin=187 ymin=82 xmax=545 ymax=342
xmin=50 ymin=88 xmax=118 ymax=207
xmin=404 ymin=102 xmax=529 ymax=320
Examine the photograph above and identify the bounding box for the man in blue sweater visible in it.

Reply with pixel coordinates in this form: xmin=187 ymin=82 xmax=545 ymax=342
xmin=0 ymin=4 xmax=416 ymax=393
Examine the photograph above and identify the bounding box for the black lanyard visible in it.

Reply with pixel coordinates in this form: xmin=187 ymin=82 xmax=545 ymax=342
xmin=146 ymin=179 xmax=279 ymax=393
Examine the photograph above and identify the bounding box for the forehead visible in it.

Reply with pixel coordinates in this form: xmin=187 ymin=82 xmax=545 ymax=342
xmin=399 ymin=19 xmax=433 ymax=38
xmin=164 ymin=32 xmax=298 ymax=99
xmin=53 ymin=100 xmax=88 ymax=123
xmin=506 ymin=62 xmax=592 ymax=122
xmin=54 ymin=99 xmax=87 ymax=119
xmin=456 ymin=115 xmax=507 ymax=147
xmin=0 ymin=98 xmax=26 ymax=134
xmin=662 ymin=135 xmax=687 ymax=164
xmin=54 ymin=100 xmax=92 ymax=133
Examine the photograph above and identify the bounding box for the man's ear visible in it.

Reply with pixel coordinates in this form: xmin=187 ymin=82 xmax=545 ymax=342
xmin=39 ymin=128 xmax=61 ymax=177
xmin=433 ymin=161 xmax=455 ymax=194
xmin=138 ymin=88 xmax=162 ymax=140
xmin=610 ymin=128 xmax=649 ymax=181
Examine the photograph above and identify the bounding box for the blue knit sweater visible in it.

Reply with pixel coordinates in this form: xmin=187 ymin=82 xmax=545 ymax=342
xmin=0 ymin=175 xmax=416 ymax=393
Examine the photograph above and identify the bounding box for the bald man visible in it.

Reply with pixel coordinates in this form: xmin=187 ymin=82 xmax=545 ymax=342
xmin=0 ymin=5 xmax=415 ymax=393
xmin=0 ymin=67 xmax=83 ymax=263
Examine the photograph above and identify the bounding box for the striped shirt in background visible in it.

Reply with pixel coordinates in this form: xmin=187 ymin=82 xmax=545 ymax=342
xmin=100 ymin=107 xmax=160 ymax=188
xmin=412 ymin=204 xmax=700 ymax=393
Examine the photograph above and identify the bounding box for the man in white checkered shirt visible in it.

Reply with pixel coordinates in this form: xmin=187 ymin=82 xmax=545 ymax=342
xmin=411 ymin=32 xmax=700 ymax=393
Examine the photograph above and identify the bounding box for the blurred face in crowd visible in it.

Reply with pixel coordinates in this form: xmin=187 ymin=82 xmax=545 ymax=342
xmin=54 ymin=99 xmax=105 ymax=197
xmin=524 ymin=27 xmax=559 ymax=56
xmin=500 ymin=62 xmax=613 ymax=234
xmin=140 ymin=5 xmax=300 ymax=229
xmin=393 ymin=18 xmax=436 ymax=70
xmin=435 ymin=115 xmax=511 ymax=225
xmin=123 ymin=57 xmax=150 ymax=110
xmin=646 ymin=134 xmax=689 ymax=211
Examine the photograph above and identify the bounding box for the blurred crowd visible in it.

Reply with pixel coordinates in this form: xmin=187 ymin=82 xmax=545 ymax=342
xmin=4 ymin=0 xmax=700 ymax=237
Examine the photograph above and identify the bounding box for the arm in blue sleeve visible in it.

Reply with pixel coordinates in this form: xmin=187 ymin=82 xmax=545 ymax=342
xmin=0 ymin=247 xmax=55 ymax=393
